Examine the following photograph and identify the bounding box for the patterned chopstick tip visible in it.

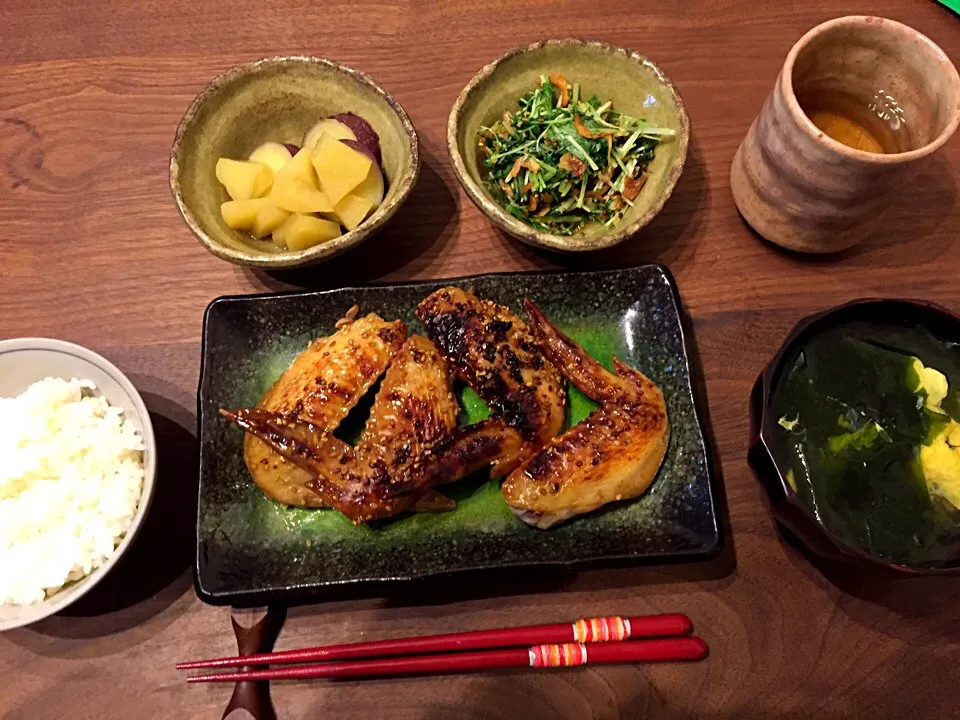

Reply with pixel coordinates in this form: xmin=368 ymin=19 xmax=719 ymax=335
xmin=572 ymin=616 xmax=631 ymax=643
xmin=529 ymin=643 xmax=588 ymax=668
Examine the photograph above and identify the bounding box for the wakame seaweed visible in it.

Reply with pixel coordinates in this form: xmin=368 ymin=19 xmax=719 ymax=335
xmin=771 ymin=324 xmax=960 ymax=567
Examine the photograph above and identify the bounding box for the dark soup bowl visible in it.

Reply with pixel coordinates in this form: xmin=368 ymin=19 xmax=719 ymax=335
xmin=750 ymin=299 xmax=960 ymax=574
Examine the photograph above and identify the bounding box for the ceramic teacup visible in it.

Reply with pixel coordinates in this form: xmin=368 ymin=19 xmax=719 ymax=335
xmin=731 ymin=16 xmax=960 ymax=254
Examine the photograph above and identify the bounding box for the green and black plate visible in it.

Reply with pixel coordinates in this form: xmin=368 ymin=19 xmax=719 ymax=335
xmin=196 ymin=266 xmax=720 ymax=605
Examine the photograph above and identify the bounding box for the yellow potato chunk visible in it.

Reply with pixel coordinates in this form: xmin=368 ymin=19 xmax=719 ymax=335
xmin=270 ymin=147 xmax=333 ymax=213
xmin=271 ymin=183 xmax=333 ymax=214
xmin=351 ymin=163 xmax=385 ymax=207
xmin=220 ymin=198 xmax=291 ymax=238
xmin=251 ymin=202 xmax=291 ymax=238
xmin=303 ymin=120 xmax=356 ymax=150
xmin=333 ymin=193 xmax=375 ymax=231
xmin=221 ymin=199 xmax=260 ymax=229
xmin=274 ymin=214 xmax=342 ymax=251
xmin=276 ymin=147 xmax=317 ymax=186
xmin=310 ymin=135 xmax=372 ymax=205
xmin=248 ymin=142 xmax=294 ymax=175
xmin=216 ymin=159 xmax=273 ymax=201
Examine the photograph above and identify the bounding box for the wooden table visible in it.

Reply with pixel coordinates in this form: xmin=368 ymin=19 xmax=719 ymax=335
xmin=2 ymin=1 xmax=960 ymax=717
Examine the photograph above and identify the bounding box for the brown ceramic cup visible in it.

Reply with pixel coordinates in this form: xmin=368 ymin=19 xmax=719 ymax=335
xmin=731 ymin=16 xmax=960 ymax=253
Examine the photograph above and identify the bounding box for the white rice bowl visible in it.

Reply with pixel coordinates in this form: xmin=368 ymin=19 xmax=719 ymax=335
xmin=0 ymin=378 xmax=146 ymax=606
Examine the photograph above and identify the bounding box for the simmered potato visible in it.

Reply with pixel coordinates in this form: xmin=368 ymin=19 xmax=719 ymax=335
xmin=220 ymin=199 xmax=261 ymax=229
xmin=248 ymin=142 xmax=294 ymax=174
xmin=216 ymin=159 xmax=273 ymax=201
xmin=311 ymin=135 xmax=372 ymax=205
xmin=270 ymin=147 xmax=333 ymax=213
xmin=342 ymin=140 xmax=385 ymax=207
xmin=274 ymin=146 xmax=316 ymax=186
xmin=271 ymin=182 xmax=333 ymax=214
xmin=215 ymin=111 xmax=383 ymax=249
xmin=220 ymin=198 xmax=290 ymax=238
xmin=332 ymin=113 xmax=382 ymax=166
xmin=274 ymin=214 xmax=342 ymax=251
xmin=250 ymin=201 xmax=290 ymax=238
xmin=303 ymin=119 xmax=356 ymax=149
xmin=332 ymin=193 xmax=375 ymax=230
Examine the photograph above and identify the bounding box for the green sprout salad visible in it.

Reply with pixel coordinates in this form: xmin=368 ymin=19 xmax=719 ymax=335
xmin=478 ymin=74 xmax=675 ymax=235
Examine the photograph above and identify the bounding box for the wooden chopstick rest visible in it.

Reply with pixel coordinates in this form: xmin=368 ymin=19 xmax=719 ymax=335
xmin=221 ymin=606 xmax=286 ymax=720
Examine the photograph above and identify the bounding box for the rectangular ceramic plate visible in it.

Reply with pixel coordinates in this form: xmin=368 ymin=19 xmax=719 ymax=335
xmin=196 ymin=266 xmax=720 ymax=605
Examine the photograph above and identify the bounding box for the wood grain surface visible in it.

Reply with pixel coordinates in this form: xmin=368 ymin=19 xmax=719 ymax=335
xmin=2 ymin=1 xmax=960 ymax=718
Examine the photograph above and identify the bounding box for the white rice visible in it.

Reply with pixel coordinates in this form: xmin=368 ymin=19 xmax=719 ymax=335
xmin=0 ymin=378 xmax=145 ymax=605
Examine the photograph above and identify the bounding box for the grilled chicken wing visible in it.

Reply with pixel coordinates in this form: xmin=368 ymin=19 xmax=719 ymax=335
xmin=416 ymin=287 xmax=566 ymax=469
xmin=257 ymin=312 xmax=407 ymax=427
xmin=226 ymin=407 xmax=365 ymax=514
xmin=226 ymin=409 xmax=525 ymax=522
xmin=233 ymin=334 xmax=454 ymax=521
xmin=353 ymin=335 xmax=460 ymax=489
xmin=227 ymin=335 xmax=508 ymax=523
xmin=224 ymin=335 xmax=526 ymax=523
xmin=243 ymin=312 xmax=407 ymax=506
xmin=372 ymin=419 xmax=527 ymax=500
xmin=354 ymin=334 xmax=526 ymax=502
xmin=500 ymin=300 xmax=670 ymax=529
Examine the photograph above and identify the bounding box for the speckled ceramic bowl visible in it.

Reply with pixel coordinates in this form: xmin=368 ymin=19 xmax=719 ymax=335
xmin=171 ymin=56 xmax=420 ymax=269
xmin=448 ymin=39 xmax=689 ymax=253
xmin=0 ymin=338 xmax=157 ymax=630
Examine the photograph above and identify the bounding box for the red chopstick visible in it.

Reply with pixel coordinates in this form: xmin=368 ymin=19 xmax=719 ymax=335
xmin=177 ymin=614 xmax=691 ymax=671
xmin=187 ymin=637 xmax=707 ymax=683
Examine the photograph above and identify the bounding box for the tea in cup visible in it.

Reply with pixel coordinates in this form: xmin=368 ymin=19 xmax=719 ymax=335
xmin=731 ymin=16 xmax=960 ymax=253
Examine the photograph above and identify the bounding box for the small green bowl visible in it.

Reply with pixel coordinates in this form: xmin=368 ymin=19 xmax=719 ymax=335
xmin=448 ymin=39 xmax=689 ymax=252
xmin=171 ymin=56 xmax=419 ymax=269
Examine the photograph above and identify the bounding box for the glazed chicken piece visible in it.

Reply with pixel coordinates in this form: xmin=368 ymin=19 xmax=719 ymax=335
xmin=501 ymin=300 xmax=670 ymax=529
xmin=232 ymin=333 xmax=455 ymax=520
xmin=243 ymin=311 xmax=407 ymax=507
xmin=255 ymin=312 xmax=407 ymax=427
xmin=225 ymin=334 xmax=525 ymax=523
xmin=351 ymin=335 xmax=525 ymax=505
xmin=371 ymin=419 xmax=527 ymax=501
xmin=224 ymin=409 xmax=524 ymax=522
xmin=416 ymin=287 xmax=566 ymax=471
xmin=350 ymin=335 xmax=461 ymax=494
xmin=226 ymin=407 xmax=368 ymax=515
